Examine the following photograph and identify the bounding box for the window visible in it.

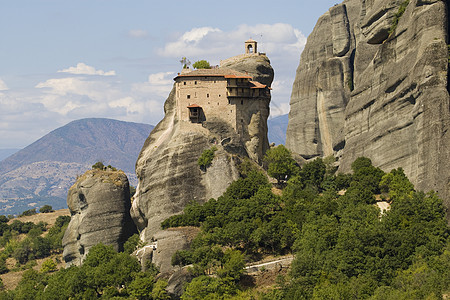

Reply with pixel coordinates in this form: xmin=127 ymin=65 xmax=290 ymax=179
xmin=187 ymin=95 xmax=190 ymax=99
xmin=207 ymin=94 xmax=209 ymax=98
xmin=195 ymin=81 xmax=197 ymax=85
xmin=241 ymin=100 xmax=243 ymax=105
xmin=184 ymin=82 xmax=186 ymax=85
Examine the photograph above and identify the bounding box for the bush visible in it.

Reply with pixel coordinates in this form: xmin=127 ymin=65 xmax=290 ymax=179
xmin=389 ymin=0 xmax=409 ymax=34
xmin=123 ymin=234 xmax=143 ymax=255
xmin=40 ymin=259 xmax=57 ymax=273
xmin=264 ymin=145 xmax=299 ymax=184
xmin=92 ymin=161 xmax=105 ymax=170
xmin=192 ymin=60 xmax=211 ymax=69
xmin=198 ymin=146 xmax=217 ymax=171
xmin=39 ymin=205 xmax=54 ymax=214
xmin=19 ymin=209 xmax=36 ymax=217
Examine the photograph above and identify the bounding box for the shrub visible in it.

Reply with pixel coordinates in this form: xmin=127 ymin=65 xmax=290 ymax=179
xmin=39 ymin=205 xmax=54 ymax=213
xmin=19 ymin=209 xmax=36 ymax=217
xmin=192 ymin=60 xmax=211 ymax=69
xmin=389 ymin=0 xmax=409 ymax=35
xmin=123 ymin=234 xmax=143 ymax=255
xmin=198 ymin=146 xmax=217 ymax=171
xmin=40 ymin=259 xmax=57 ymax=273
xmin=92 ymin=161 xmax=105 ymax=170
xmin=264 ymin=145 xmax=299 ymax=184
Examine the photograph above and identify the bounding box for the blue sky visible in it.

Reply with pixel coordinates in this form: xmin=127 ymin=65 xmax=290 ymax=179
xmin=0 ymin=0 xmax=338 ymax=149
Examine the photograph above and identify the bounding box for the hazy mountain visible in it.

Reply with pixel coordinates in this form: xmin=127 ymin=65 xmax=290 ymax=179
xmin=268 ymin=114 xmax=288 ymax=145
xmin=0 ymin=149 xmax=20 ymax=162
xmin=0 ymin=118 xmax=153 ymax=215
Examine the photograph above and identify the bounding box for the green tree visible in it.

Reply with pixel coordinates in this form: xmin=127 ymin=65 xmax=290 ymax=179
xmin=152 ymin=279 xmax=170 ymax=300
xmin=39 ymin=205 xmax=54 ymax=213
xmin=198 ymin=146 xmax=217 ymax=171
xmin=19 ymin=209 xmax=36 ymax=217
xmin=92 ymin=161 xmax=105 ymax=170
xmin=379 ymin=168 xmax=414 ymax=200
xmin=123 ymin=233 xmax=143 ymax=255
xmin=0 ymin=257 xmax=8 ymax=274
xmin=40 ymin=259 xmax=57 ymax=273
xmin=264 ymin=145 xmax=298 ymax=184
xmin=0 ymin=215 xmax=9 ymax=223
xmin=217 ymin=249 xmax=245 ymax=281
xmin=128 ymin=273 xmax=154 ymax=300
xmin=299 ymin=158 xmax=326 ymax=191
xmin=192 ymin=60 xmax=211 ymax=69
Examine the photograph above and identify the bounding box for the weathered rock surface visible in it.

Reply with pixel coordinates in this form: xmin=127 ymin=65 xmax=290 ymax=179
xmin=286 ymin=0 xmax=450 ymax=212
xmin=131 ymin=54 xmax=274 ymax=272
xmin=62 ymin=168 xmax=137 ymax=266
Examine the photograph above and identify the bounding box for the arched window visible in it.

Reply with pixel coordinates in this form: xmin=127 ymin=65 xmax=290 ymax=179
xmin=247 ymin=44 xmax=254 ymax=53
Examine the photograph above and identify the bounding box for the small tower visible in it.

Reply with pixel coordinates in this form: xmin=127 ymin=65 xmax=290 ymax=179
xmin=245 ymin=39 xmax=257 ymax=54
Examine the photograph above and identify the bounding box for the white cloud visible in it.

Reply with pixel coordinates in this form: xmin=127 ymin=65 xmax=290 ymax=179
xmin=30 ymin=69 xmax=171 ymax=126
xmin=148 ymin=72 xmax=175 ymax=86
xmin=0 ymin=79 xmax=8 ymax=91
xmin=128 ymin=29 xmax=148 ymax=38
xmin=57 ymin=63 xmax=116 ymax=76
xmin=158 ymin=27 xmax=222 ymax=58
xmin=157 ymin=23 xmax=306 ymax=63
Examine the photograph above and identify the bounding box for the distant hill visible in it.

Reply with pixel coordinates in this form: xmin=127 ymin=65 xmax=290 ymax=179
xmin=0 ymin=149 xmax=20 ymax=162
xmin=0 ymin=118 xmax=153 ymax=215
xmin=268 ymin=114 xmax=288 ymax=145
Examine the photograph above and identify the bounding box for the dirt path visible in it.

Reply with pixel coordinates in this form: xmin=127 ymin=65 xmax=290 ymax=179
xmin=245 ymin=255 xmax=294 ymax=273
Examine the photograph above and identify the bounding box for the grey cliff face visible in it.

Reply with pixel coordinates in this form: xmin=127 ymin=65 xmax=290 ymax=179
xmin=131 ymin=54 xmax=274 ymax=273
xmin=62 ymin=169 xmax=137 ymax=266
xmin=286 ymin=0 xmax=450 ymax=212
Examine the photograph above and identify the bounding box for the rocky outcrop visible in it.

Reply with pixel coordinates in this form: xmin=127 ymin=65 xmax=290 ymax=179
xmin=131 ymin=54 xmax=274 ymax=272
xmin=221 ymin=54 xmax=274 ymax=86
xmin=62 ymin=168 xmax=137 ymax=266
xmin=286 ymin=0 xmax=450 ymax=211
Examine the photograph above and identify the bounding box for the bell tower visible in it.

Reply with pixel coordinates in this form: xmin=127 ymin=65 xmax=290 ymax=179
xmin=245 ymin=39 xmax=257 ymax=54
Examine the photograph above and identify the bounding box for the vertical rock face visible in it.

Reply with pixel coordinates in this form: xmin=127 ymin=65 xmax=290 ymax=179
xmin=62 ymin=169 xmax=137 ymax=266
xmin=286 ymin=0 xmax=450 ymax=211
xmin=131 ymin=54 xmax=273 ymax=272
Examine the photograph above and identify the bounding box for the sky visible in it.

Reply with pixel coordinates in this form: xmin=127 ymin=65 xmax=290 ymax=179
xmin=0 ymin=0 xmax=338 ymax=149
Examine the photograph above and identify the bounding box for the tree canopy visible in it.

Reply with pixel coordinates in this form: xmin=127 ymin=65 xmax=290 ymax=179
xmin=192 ymin=60 xmax=211 ymax=69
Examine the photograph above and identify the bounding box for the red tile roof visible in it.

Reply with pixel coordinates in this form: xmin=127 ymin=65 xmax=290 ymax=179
xmin=249 ymin=81 xmax=272 ymax=89
xmin=187 ymin=104 xmax=202 ymax=108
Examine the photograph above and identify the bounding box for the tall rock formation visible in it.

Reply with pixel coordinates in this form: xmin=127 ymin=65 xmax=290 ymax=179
xmin=286 ymin=0 xmax=450 ymax=211
xmin=131 ymin=50 xmax=274 ymax=272
xmin=62 ymin=168 xmax=137 ymax=266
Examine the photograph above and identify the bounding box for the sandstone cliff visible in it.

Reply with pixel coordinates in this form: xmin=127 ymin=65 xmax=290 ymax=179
xmin=286 ymin=0 xmax=450 ymax=210
xmin=131 ymin=54 xmax=274 ymax=272
xmin=62 ymin=168 xmax=137 ymax=266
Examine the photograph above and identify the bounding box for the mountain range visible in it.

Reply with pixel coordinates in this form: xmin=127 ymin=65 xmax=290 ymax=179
xmin=0 ymin=118 xmax=154 ymax=215
xmin=267 ymin=114 xmax=288 ymax=145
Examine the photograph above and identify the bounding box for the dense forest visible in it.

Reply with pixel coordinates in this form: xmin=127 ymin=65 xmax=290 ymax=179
xmin=0 ymin=146 xmax=448 ymax=299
